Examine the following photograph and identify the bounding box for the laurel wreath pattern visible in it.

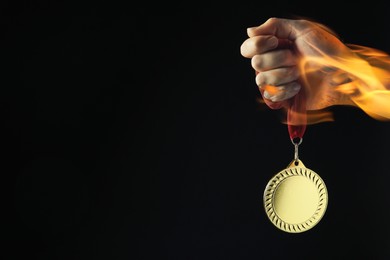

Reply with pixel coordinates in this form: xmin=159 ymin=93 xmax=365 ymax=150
xmin=263 ymin=166 xmax=328 ymax=233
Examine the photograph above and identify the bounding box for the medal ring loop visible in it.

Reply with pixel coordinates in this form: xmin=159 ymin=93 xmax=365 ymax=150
xmin=291 ymin=137 xmax=302 ymax=146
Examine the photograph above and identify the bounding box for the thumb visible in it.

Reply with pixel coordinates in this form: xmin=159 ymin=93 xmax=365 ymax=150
xmin=247 ymin=17 xmax=300 ymax=40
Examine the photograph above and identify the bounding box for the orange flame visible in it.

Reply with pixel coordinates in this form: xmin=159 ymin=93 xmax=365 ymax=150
xmin=300 ymin=43 xmax=390 ymax=123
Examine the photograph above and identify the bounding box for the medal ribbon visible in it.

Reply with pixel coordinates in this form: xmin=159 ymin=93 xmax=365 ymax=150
xmin=287 ymin=88 xmax=306 ymax=141
xmin=255 ymin=71 xmax=307 ymax=141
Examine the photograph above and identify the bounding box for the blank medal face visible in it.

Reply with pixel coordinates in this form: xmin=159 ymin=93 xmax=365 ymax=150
xmin=263 ymin=160 xmax=328 ymax=233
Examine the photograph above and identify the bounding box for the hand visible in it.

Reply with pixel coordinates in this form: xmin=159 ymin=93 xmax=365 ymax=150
xmin=240 ymin=17 xmax=358 ymax=110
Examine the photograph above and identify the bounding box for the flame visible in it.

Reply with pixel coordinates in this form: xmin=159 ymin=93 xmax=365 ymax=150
xmin=299 ymin=43 xmax=390 ymax=123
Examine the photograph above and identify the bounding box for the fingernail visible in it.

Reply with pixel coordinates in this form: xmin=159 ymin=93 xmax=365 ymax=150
xmin=247 ymin=26 xmax=257 ymax=31
xmin=263 ymin=91 xmax=271 ymax=99
xmin=247 ymin=26 xmax=257 ymax=35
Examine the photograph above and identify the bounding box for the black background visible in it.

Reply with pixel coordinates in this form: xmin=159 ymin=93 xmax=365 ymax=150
xmin=3 ymin=1 xmax=390 ymax=259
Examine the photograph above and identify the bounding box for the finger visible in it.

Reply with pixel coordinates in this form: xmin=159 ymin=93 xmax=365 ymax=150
xmin=261 ymin=82 xmax=301 ymax=102
xmin=251 ymin=49 xmax=296 ymax=72
xmin=240 ymin=35 xmax=278 ymax=58
xmin=262 ymin=97 xmax=286 ymax=110
xmin=247 ymin=17 xmax=301 ymax=40
xmin=258 ymin=87 xmax=287 ymax=110
xmin=255 ymin=66 xmax=300 ymax=87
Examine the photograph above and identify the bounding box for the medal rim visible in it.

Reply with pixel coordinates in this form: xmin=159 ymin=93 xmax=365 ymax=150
xmin=263 ymin=160 xmax=328 ymax=233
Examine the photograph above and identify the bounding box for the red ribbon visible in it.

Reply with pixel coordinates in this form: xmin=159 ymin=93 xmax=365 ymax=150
xmin=287 ymin=88 xmax=306 ymax=140
xmin=256 ymin=70 xmax=307 ymax=140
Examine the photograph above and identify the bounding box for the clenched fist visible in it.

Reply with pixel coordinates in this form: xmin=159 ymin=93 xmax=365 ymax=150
xmin=240 ymin=17 xmax=358 ymax=110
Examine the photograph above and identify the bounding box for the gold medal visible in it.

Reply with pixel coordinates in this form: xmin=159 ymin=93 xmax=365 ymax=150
xmin=257 ymin=82 xmax=328 ymax=233
xmin=263 ymin=139 xmax=328 ymax=233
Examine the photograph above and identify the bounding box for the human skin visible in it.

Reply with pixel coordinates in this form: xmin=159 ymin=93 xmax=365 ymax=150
xmin=240 ymin=17 xmax=360 ymax=111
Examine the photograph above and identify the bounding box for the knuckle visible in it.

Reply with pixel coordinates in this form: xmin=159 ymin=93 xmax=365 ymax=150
xmin=267 ymin=17 xmax=279 ymax=24
xmin=255 ymin=72 xmax=265 ymax=86
xmin=249 ymin=38 xmax=260 ymax=52
xmin=251 ymin=55 xmax=263 ymax=70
